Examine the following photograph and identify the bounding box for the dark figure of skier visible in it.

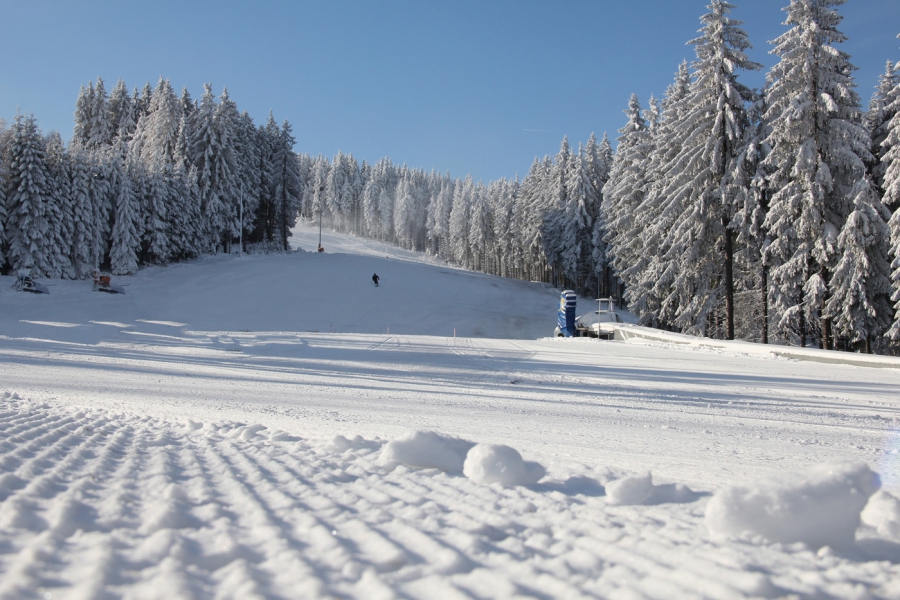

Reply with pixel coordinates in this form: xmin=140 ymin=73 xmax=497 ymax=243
xmin=372 ymin=273 xmax=380 ymax=287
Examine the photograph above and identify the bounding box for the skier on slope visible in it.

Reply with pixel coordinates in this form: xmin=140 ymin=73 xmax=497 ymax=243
xmin=372 ymin=273 xmax=380 ymax=287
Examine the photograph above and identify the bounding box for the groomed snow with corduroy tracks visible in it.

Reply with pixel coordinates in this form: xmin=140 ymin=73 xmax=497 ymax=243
xmin=1 ymin=222 xmax=900 ymax=599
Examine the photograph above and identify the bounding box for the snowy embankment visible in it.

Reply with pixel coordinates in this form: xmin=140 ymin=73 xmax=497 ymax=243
xmin=613 ymin=324 xmax=900 ymax=369
xmin=1 ymin=222 xmax=900 ymax=597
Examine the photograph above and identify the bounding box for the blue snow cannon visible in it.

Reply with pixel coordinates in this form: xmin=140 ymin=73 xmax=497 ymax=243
xmin=556 ymin=290 xmax=577 ymax=337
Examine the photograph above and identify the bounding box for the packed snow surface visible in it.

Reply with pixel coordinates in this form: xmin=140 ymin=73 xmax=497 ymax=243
xmin=1 ymin=222 xmax=900 ymax=598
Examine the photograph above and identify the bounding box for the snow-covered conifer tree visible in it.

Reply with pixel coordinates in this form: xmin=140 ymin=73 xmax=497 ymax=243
xmin=763 ymin=0 xmax=872 ymax=348
xmin=88 ymin=152 xmax=114 ymax=269
xmin=42 ymin=133 xmax=74 ymax=278
xmin=825 ymin=178 xmax=892 ymax=351
xmin=108 ymin=79 xmax=136 ymax=142
xmin=449 ymin=176 xmax=473 ymax=267
xmin=141 ymin=162 xmax=170 ymax=263
xmin=468 ymin=184 xmax=491 ymax=271
xmin=653 ymin=1 xmax=760 ymax=337
xmin=426 ymin=179 xmax=454 ymax=257
xmin=67 ymin=149 xmax=94 ymax=278
xmin=560 ymin=150 xmax=590 ymax=285
xmin=190 ymin=85 xmax=239 ymax=251
xmin=72 ymin=83 xmax=94 ymax=149
xmin=87 ymin=78 xmax=112 ymax=149
xmin=130 ymin=77 xmax=182 ymax=165
xmin=866 ymin=61 xmax=899 ymax=193
xmin=5 ymin=114 xmax=50 ymax=276
xmin=882 ymin=35 xmax=900 ymax=341
xmin=603 ymin=94 xmax=652 ymax=308
xmin=109 ymin=146 xmax=140 ymax=274
xmin=134 ymin=83 xmax=153 ymax=121
xmin=233 ymin=111 xmax=261 ymax=247
xmin=272 ymin=120 xmax=302 ymax=251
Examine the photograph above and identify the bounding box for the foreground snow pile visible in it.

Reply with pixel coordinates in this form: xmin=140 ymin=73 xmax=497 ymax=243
xmin=705 ymin=462 xmax=881 ymax=548
xmin=463 ymin=443 xmax=546 ymax=486
xmin=380 ymin=431 xmax=545 ymax=486
xmin=380 ymin=430 xmax=475 ymax=472
xmin=861 ymin=490 xmax=900 ymax=540
xmin=606 ymin=471 xmax=699 ymax=506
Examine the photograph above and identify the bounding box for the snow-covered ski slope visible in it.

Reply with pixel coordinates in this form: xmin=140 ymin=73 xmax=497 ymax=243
xmin=1 ymin=221 xmax=900 ymax=598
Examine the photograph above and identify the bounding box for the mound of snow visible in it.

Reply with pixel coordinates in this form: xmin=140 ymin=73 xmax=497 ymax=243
xmin=605 ymin=471 xmax=699 ymax=506
xmin=463 ymin=443 xmax=545 ymax=486
xmin=380 ymin=430 xmax=475 ymax=472
xmin=705 ymin=462 xmax=880 ymax=548
xmin=327 ymin=434 xmax=382 ymax=453
xmin=861 ymin=490 xmax=900 ymax=540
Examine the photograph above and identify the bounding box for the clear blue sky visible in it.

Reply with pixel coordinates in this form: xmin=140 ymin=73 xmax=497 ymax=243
xmin=2 ymin=0 xmax=898 ymax=182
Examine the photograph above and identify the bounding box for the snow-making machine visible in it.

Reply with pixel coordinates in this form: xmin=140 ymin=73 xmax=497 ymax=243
xmin=556 ymin=290 xmax=578 ymax=337
xmin=92 ymin=270 xmax=126 ymax=294
xmin=13 ymin=274 xmax=50 ymax=294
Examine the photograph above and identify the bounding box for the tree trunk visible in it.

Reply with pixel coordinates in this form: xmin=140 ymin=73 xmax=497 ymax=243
xmin=723 ymin=225 xmax=735 ymax=340
xmin=761 ymin=265 xmax=769 ymax=344
xmin=799 ymin=308 xmax=806 ymax=348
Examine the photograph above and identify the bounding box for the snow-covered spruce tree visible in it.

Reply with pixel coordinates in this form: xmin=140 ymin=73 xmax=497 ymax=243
xmin=297 ymin=153 xmax=315 ymax=220
xmin=866 ymin=60 xmax=899 ymax=194
xmin=603 ymin=94 xmax=653 ymax=312
xmin=633 ymin=64 xmax=692 ymax=328
xmin=67 ymin=148 xmax=94 ymax=278
xmin=378 ymin=161 xmax=396 ymax=243
xmin=190 ymin=85 xmax=239 ymax=252
xmin=468 ymin=183 xmax=491 ymax=271
xmin=361 ymin=158 xmax=386 ymax=239
xmin=393 ymin=176 xmax=415 ymax=250
xmin=109 ymin=145 xmax=140 ymax=275
xmin=591 ymin=133 xmax=615 ymax=295
xmin=272 ymin=120 xmax=302 ymax=251
xmin=488 ymin=178 xmax=518 ymax=278
xmin=255 ymin=113 xmax=280 ymax=244
xmin=308 ymin=155 xmax=331 ymax=235
xmin=653 ymin=1 xmax=760 ymax=338
xmin=560 ymin=149 xmax=591 ymax=287
xmin=733 ymin=95 xmax=774 ymax=342
xmin=426 ymin=178 xmax=453 ymax=258
xmin=87 ymin=78 xmax=112 ymax=150
xmin=72 ymin=83 xmax=94 ymax=149
xmin=542 ymin=137 xmax=573 ymax=286
xmin=108 ymin=79 xmax=136 ymax=142
xmin=883 ymin=35 xmax=900 ymax=342
xmin=5 ymin=114 xmax=50 ymax=277
xmin=88 ymin=150 xmax=114 ymax=269
xmin=130 ymin=77 xmax=182 ymax=166
xmin=232 ymin=111 xmax=261 ymax=247
xmin=141 ymin=161 xmax=171 ymax=264
xmin=43 ymin=133 xmax=74 ymax=279
xmin=763 ymin=0 xmax=873 ymax=349
xmin=180 ymin=88 xmax=195 ymax=119
xmin=449 ymin=175 xmax=472 ymax=267
xmin=0 ymin=145 xmax=6 ymax=270
xmin=172 ymin=166 xmax=201 ymax=261
xmin=134 ymin=83 xmax=153 ymax=121
xmin=519 ymin=156 xmax=554 ymax=282
xmin=325 ymin=151 xmax=349 ymax=230
xmin=824 ymin=178 xmax=892 ymax=351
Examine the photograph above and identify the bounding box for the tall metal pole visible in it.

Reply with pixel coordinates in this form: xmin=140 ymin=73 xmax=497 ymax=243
xmin=239 ymin=182 xmax=243 ymax=256
xmin=318 ymin=185 xmax=324 ymax=250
